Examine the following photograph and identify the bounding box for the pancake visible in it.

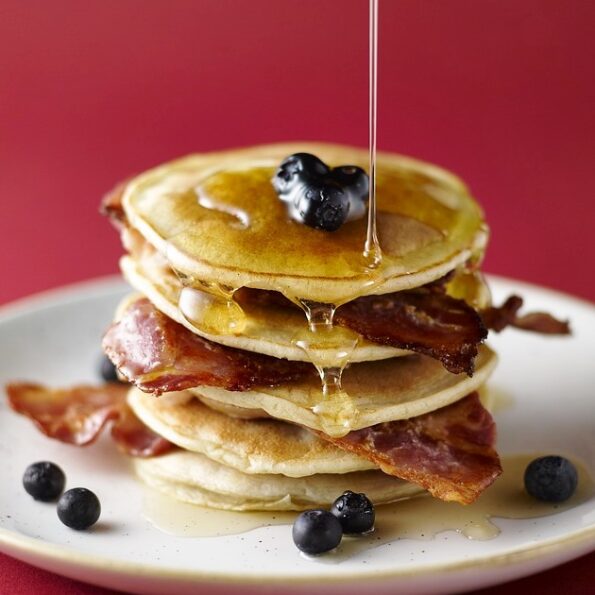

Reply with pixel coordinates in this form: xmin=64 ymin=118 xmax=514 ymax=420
xmin=190 ymin=345 xmax=497 ymax=436
xmin=120 ymin=249 xmax=491 ymax=363
xmin=121 ymin=143 xmax=487 ymax=304
xmin=134 ymin=450 xmax=422 ymax=511
xmin=127 ymin=387 xmax=376 ymax=477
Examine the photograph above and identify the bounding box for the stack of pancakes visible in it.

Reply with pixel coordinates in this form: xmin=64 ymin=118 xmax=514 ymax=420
xmin=102 ymin=143 xmax=501 ymax=511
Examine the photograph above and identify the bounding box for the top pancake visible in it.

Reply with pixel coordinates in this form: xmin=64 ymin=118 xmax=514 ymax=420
xmin=122 ymin=143 xmax=487 ymax=303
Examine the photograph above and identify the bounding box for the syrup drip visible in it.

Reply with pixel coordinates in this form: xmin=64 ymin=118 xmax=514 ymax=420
xmin=141 ymin=454 xmax=594 ymax=548
xmin=291 ymin=300 xmax=360 ymax=437
xmin=176 ymin=274 xmax=246 ymax=336
xmin=287 ymin=1 xmax=383 ymax=432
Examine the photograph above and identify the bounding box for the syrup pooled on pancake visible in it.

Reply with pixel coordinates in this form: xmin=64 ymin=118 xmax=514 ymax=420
xmin=189 ymin=345 xmax=497 ymax=435
xmin=121 ymin=144 xmax=488 ymax=304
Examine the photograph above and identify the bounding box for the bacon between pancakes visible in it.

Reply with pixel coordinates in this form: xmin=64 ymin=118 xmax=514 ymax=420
xmin=6 ymin=380 xmax=499 ymax=504
xmin=335 ymin=290 xmax=487 ymax=376
xmin=235 ymin=283 xmax=487 ymax=375
xmin=6 ymin=383 xmax=173 ymax=457
xmin=102 ymin=297 xmax=316 ymax=395
xmin=318 ymin=392 xmax=501 ymax=504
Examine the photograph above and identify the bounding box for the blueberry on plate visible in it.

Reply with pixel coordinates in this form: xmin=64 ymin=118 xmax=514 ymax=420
xmin=292 ymin=509 xmax=342 ymax=554
xmin=99 ymin=354 xmax=121 ymax=383
xmin=330 ymin=490 xmax=375 ymax=534
xmin=23 ymin=461 xmax=66 ymax=502
xmin=524 ymin=455 xmax=578 ymax=503
xmin=57 ymin=488 xmax=101 ymax=530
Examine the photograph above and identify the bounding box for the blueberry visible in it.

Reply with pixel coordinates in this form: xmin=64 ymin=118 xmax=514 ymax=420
xmin=22 ymin=462 xmax=66 ymax=502
xmin=330 ymin=491 xmax=375 ymax=534
xmin=331 ymin=165 xmax=369 ymax=200
xmin=292 ymin=509 xmax=342 ymax=555
xmin=300 ymin=182 xmax=350 ymax=232
xmin=99 ymin=354 xmax=120 ymax=383
xmin=272 ymin=153 xmax=330 ymax=195
xmin=524 ymin=456 xmax=578 ymax=503
xmin=57 ymin=488 xmax=101 ymax=530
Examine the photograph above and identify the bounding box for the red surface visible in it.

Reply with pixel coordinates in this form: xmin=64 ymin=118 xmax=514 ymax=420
xmin=0 ymin=1 xmax=593 ymax=593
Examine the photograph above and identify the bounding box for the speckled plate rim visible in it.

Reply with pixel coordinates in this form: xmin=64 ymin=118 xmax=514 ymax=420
xmin=0 ymin=275 xmax=594 ymax=588
xmin=0 ymin=514 xmax=594 ymax=586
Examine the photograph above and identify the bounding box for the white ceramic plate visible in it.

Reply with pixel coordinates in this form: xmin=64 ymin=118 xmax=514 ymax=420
xmin=0 ymin=276 xmax=593 ymax=595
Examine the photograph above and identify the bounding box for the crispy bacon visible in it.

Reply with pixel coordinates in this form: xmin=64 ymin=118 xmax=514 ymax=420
xmin=236 ymin=281 xmax=485 ymax=375
xmin=100 ymin=181 xmax=128 ymax=227
xmin=318 ymin=393 xmax=501 ymax=504
xmin=5 ymin=382 xmax=173 ymax=457
xmin=482 ymin=295 xmax=571 ymax=335
xmin=111 ymin=402 xmax=173 ymax=457
xmin=102 ymin=297 xmax=316 ymax=395
xmin=512 ymin=312 xmax=571 ymax=334
xmin=335 ymin=290 xmax=487 ymax=375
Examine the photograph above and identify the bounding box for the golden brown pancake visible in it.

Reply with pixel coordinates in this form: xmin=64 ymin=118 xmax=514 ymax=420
xmin=121 ymin=143 xmax=487 ymax=304
xmin=128 ymin=388 xmax=376 ymax=477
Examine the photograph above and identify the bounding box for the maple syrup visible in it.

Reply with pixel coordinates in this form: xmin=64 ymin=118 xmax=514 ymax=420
xmin=178 ymin=281 xmax=246 ymax=336
xmin=142 ymin=454 xmax=593 ymax=547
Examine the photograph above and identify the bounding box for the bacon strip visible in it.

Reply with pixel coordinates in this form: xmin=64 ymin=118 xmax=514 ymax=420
xmin=236 ymin=282 xmax=486 ymax=376
xmin=111 ymin=402 xmax=173 ymax=457
xmin=5 ymin=382 xmax=173 ymax=457
xmin=100 ymin=181 xmax=128 ymax=227
xmin=318 ymin=393 xmax=501 ymax=504
xmin=102 ymin=297 xmax=316 ymax=395
xmin=335 ymin=290 xmax=487 ymax=375
xmin=482 ymin=295 xmax=571 ymax=335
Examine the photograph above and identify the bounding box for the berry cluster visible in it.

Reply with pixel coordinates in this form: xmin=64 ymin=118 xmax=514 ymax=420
xmin=292 ymin=490 xmax=375 ymax=555
xmin=272 ymin=153 xmax=369 ymax=232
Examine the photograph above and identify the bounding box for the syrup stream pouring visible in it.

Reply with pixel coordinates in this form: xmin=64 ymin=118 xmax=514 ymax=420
xmin=364 ymin=0 xmax=382 ymax=268
xmin=290 ymin=0 xmax=385 ymax=435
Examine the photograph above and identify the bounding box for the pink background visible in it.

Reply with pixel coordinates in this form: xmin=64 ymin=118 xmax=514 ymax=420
xmin=1 ymin=0 xmax=593 ymax=593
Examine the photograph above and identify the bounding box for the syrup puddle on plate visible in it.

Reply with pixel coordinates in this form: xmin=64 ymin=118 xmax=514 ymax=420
xmin=142 ymin=453 xmax=593 ymax=562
